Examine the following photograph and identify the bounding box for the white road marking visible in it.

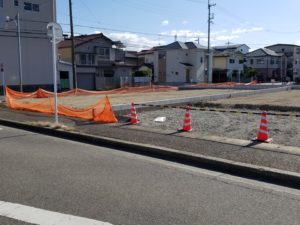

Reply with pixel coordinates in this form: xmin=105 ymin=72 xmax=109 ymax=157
xmin=0 ymin=201 xmax=113 ymax=225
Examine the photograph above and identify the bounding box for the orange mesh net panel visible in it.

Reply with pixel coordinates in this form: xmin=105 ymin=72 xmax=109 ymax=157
xmin=6 ymin=85 xmax=178 ymax=99
xmin=5 ymin=87 xmax=118 ymax=123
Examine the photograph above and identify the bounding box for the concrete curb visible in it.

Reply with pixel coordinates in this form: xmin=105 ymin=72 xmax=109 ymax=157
xmin=0 ymin=118 xmax=299 ymax=189
xmin=123 ymin=125 xmax=300 ymax=157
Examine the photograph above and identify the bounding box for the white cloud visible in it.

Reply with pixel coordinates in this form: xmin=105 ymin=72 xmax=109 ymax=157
xmin=105 ymin=32 xmax=165 ymax=51
xmin=182 ymin=20 xmax=189 ymax=25
xmin=214 ymin=35 xmax=240 ymax=41
xmin=161 ymin=20 xmax=169 ymax=26
xmin=161 ymin=29 xmax=206 ymax=38
xmin=211 ymin=29 xmax=228 ymax=35
xmin=232 ymin=27 xmax=263 ymax=34
xmin=296 ymin=40 xmax=300 ymax=45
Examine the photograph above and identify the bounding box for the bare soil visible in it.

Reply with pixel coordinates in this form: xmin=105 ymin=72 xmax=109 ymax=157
xmin=19 ymin=89 xmax=245 ymax=108
xmin=210 ymin=90 xmax=300 ymax=107
xmin=137 ymin=108 xmax=300 ymax=147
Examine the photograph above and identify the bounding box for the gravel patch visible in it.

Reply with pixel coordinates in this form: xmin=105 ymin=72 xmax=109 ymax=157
xmin=137 ymin=108 xmax=300 ymax=147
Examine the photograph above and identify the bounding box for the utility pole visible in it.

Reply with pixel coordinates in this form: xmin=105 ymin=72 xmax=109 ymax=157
xmin=69 ymin=0 xmax=77 ymax=89
xmin=6 ymin=13 xmax=23 ymax=92
xmin=16 ymin=13 xmax=23 ymax=92
xmin=207 ymin=0 xmax=216 ymax=83
xmin=1 ymin=64 xmax=5 ymax=97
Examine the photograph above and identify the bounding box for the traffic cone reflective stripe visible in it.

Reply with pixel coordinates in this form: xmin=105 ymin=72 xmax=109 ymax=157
xmin=256 ymin=111 xmax=269 ymax=142
xmin=130 ymin=102 xmax=138 ymax=124
xmin=181 ymin=105 xmax=192 ymax=132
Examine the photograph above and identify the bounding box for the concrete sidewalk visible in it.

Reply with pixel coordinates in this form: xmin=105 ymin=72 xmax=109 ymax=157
xmin=0 ymin=105 xmax=300 ymax=175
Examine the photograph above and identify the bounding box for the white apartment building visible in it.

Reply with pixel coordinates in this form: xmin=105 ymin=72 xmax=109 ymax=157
xmin=0 ymin=0 xmax=56 ymax=91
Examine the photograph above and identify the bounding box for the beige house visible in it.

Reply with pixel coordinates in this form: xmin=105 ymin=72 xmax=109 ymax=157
xmin=58 ymin=33 xmax=135 ymax=90
xmin=212 ymin=44 xmax=249 ymax=82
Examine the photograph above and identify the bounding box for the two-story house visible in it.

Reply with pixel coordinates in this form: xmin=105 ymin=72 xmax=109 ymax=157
xmin=212 ymin=44 xmax=249 ymax=82
xmin=58 ymin=33 xmax=134 ymax=90
xmin=245 ymin=48 xmax=285 ymax=82
xmin=0 ymin=0 xmax=56 ymax=91
xmin=265 ymin=44 xmax=300 ymax=81
xmin=153 ymin=41 xmax=207 ymax=84
xmin=136 ymin=49 xmax=155 ymax=82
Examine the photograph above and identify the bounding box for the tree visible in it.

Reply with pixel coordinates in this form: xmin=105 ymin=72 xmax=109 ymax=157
xmin=244 ymin=66 xmax=258 ymax=80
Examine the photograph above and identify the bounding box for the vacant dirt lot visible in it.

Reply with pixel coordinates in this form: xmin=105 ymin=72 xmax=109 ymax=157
xmin=210 ymin=90 xmax=300 ymax=107
xmin=20 ymin=89 xmax=245 ymax=108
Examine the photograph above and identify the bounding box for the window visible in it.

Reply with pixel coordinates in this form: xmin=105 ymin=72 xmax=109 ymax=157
xmin=158 ymin=51 xmax=166 ymax=59
xmin=200 ymin=57 xmax=203 ymax=63
xmin=257 ymin=59 xmax=264 ymax=64
xmin=0 ymin=0 xmax=3 ymax=8
xmin=32 ymin=3 xmax=39 ymax=12
xmin=79 ymin=54 xmax=95 ymax=65
xmin=250 ymin=59 xmax=254 ymax=65
xmin=24 ymin=2 xmax=32 ymax=10
xmin=14 ymin=0 xmax=19 ymax=6
xmin=80 ymin=55 xmax=87 ymax=65
xmin=229 ymin=59 xmax=235 ymax=64
xmin=104 ymin=69 xmax=114 ymax=77
xmin=270 ymin=58 xmax=275 ymax=65
xmin=96 ymin=47 xmax=110 ymax=59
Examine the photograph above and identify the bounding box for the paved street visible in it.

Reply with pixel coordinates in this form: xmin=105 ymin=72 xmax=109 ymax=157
xmin=0 ymin=126 xmax=300 ymax=225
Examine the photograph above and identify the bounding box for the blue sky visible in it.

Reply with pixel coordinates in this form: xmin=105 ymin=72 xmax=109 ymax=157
xmin=56 ymin=0 xmax=300 ymax=51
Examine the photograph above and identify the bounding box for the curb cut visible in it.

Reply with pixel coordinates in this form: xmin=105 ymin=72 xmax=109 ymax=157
xmin=0 ymin=118 xmax=299 ymax=189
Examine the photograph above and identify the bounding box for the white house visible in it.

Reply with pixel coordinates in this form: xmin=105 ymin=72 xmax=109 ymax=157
xmin=153 ymin=41 xmax=207 ymax=84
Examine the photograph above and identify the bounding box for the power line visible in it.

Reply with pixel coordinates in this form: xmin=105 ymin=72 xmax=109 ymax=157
xmin=59 ymin=22 xmax=199 ymax=39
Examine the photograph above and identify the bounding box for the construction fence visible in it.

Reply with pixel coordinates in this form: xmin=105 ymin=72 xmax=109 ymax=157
xmin=5 ymin=87 xmax=118 ymax=123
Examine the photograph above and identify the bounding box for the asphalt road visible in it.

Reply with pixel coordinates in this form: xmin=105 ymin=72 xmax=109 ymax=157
xmin=0 ymin=126 xmax=300 ymax=225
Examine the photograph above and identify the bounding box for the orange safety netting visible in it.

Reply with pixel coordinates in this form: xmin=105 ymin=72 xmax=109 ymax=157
xmin=5 ymin=85 xmax=178 ymax=99
xmin=5 ymin=87 xmax=118 ymax=123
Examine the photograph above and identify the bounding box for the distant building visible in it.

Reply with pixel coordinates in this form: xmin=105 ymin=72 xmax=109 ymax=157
xmin=265 ymin=44 xmax=300 ymax=81
xmin=212 ymin=44 xmax=249 ymax=82
xmin=245 ymin=48 xmax=284 ymax=82
xmin=137 ymin=49 xmax=155 ymax=82
xmin=0 ymin=0 xmax=56 ymax=91
xmin=58 ymin=33 xmax=135 ymax=90
xmin=152 ymin=41 xmax=207 ymax=84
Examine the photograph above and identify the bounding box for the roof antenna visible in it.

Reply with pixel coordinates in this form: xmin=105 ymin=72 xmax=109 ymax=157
xmin=174 ymin=34 xmax=177 ymax=42
xmin=158 ymin=34 xmax=161 ymax=46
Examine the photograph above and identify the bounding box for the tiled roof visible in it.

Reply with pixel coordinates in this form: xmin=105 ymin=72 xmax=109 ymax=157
xmin=154 ymin=41 xmax=206 ymax=50
xmin=213 ymin=44 xmax=249 ymax=50
xmin=58 ymin=33 xmax=124 ymax=49
xmin=266 ymin=43 xmax=300 ymax=48
xmin=246 ymin=48 xmax=282 ymax=57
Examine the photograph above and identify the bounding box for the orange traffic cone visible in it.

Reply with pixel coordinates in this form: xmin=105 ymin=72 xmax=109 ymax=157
xmin=180 ymin=105 xmax=192 ymax=132
xmin=255 ymin=111 xmax=272 ymax=142
xmin=130 ymin=102 xmax=138 ymax=124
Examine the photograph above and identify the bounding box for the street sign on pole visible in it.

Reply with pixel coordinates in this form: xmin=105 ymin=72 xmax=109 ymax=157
xmin=47 ymin=22 xmax=63 ymax=124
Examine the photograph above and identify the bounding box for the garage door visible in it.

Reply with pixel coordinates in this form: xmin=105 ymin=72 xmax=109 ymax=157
xmin=77 ymin=73 xmax=95 ymax=90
